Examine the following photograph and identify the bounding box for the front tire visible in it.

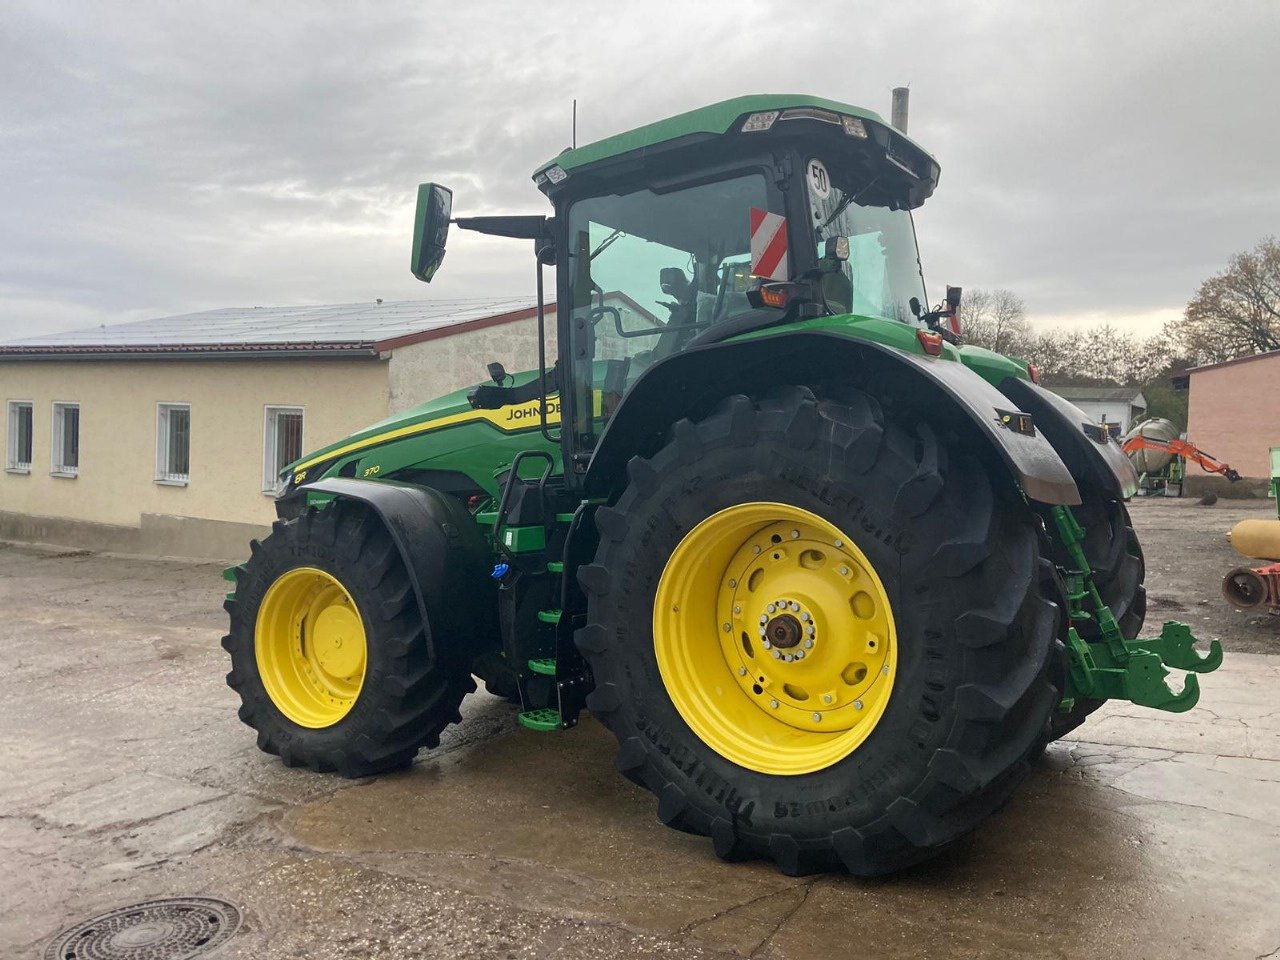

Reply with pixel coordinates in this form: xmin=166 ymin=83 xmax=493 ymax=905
xmin=223 ymin=505 xmax=473 ymax=777
xmin=576 ymin=387 xmax=1062 ymax=875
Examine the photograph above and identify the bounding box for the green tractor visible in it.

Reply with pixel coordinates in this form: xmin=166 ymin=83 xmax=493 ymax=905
xmin=222 ymin=94 xmax=1223 ymax=875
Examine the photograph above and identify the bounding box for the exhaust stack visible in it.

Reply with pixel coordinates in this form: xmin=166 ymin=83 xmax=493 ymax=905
xmin=891 ymin=87 xmax=909 ymax=133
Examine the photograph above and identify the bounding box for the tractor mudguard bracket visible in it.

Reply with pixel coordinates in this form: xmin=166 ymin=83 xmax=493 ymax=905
xmin=1051 ymin=505 xmax=1223 ymax=714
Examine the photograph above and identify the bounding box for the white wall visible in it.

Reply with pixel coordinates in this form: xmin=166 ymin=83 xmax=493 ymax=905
xmin=387 ymin=314 xmax=553 ymax=414
xmin=1073 ymin=400 xmax=1144 ymax=435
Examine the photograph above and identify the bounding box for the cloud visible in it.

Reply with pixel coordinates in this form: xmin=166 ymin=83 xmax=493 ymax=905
xmin=1 ymin=0 xmax=1277 ymax=340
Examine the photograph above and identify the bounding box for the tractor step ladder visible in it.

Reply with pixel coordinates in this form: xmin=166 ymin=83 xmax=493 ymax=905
xmin=517 ymin=708 xmax=562 ymax=731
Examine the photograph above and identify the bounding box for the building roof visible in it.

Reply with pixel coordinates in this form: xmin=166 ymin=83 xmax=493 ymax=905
xmin=1047 ymin=385 xmax=1147 ymax=405
xmin=1186 ymin=348 xmax=1280 ymax=375
xmin=0 ymin=297 xmax=540 ymax=360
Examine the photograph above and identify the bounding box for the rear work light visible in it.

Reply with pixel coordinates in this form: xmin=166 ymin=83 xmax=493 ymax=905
xmin=1026 ymin=363 xmax=1041 ymax=384
xmin=741 ymin=111 xmax=780 ymax=132
xmin=917 ymin=330 xmax=944 ymax=356
xmin=840 ymin=115 xmax=867 ymax=138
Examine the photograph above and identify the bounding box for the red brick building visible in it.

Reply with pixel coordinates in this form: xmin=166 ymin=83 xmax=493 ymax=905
xmin=1184 ymin=349 xmax=1280 ymax=494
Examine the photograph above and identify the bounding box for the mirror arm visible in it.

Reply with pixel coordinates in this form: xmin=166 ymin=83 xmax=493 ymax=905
xmin=453 ymin=215 xmax=550 ymax=240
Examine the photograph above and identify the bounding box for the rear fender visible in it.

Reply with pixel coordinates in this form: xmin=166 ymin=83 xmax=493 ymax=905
xmin=997 ymin=378 xmax=1139 ymax=500
xmin=584 ymin=330 xmax=1081 ymax=505
xmin=300 ymin=477 xmax=497 ymax=662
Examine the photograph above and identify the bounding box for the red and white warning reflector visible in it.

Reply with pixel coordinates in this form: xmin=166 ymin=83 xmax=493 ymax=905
xmin=749 ymin=208 xmax=789 ymax=281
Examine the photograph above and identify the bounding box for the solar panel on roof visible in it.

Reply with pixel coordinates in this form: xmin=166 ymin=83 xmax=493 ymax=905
xmin=0 ymin=297 xmax=539 ymax=350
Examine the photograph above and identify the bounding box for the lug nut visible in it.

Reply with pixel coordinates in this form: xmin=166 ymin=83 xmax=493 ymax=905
xmin=854 ymin=699 xmax=863 ymax=710
xmin=834 ymin=539 xmax=843 ymax=548
xmin=772 ymin=650 xmax=782 ymax=659
xmin=839 ymin=566 xmax=850 ymax=576
xmin=759 ymin=614 xmax=768 ymax=624
xmin=882 ymin=665 xmax=890 ymax=675
xmin=806 ymin=626 xmax=815 ymax=637
xmin=791 ymin=529 xmax=800 ymax=538
xmin=770 ymin=699 xmax=780 ymax=709
xmin=728 ymin=579 xmax=737 ymax=588
xmin=803 ymin=638 xmax=814 ymax=649
xmin=767 ymin=603 xmax=776 ymax=613
xmin=801 ymin=611 xmax=810 ymax=622
xmin=738 ymin=666 xmax=748 ymax=676
xmin=789 ymin=601 xmax=800 ymax=612
xmin=812 ymin=712 xmax=822 ymax=722
xmin=753 ymin=545 xmax=762 ymax=554
xmin=733 ymin=605 xmax=741 ymax=614
xmin=762 ymin=638 xmax=771 ymax=648
xmin=795 ymin=650 xmax=806 ymax=660
xmin=722 ymin=623 xmax=731 ymax=632
xmin=823 ymin=694 xmax=833 ymax=704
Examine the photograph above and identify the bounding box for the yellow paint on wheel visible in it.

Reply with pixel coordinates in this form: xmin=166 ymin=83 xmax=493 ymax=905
xmin=654 ymin=503 xmax=897 ymax=776
xmin=256 ymin=567 xmax=367 ymax=728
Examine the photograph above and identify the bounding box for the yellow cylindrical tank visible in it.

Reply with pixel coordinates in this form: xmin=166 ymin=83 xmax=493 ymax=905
xmin=1228 ymin=519 xmax=1280 ymax=562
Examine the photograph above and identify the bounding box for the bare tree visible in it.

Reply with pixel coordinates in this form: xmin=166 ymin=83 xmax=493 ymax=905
xmin=1076 ymin=325 xmax=1173 ymax=384
xmin=1168 ymin=236 xmax=1280 ymax=365
xmin=1023 ymin=329 xmax=1077 ymax=378
xmin=960 ymin=288 xmax=1032 ymax=356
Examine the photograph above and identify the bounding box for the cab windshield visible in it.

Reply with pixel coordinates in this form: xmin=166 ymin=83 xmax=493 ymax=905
xmin=565 ymin=171 xmax=772 ymax=443
xmin=804 ymin=157 xmax=926 ymax=324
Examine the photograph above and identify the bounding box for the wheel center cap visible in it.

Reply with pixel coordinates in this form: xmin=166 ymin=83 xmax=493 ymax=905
xmin=766 ymin=613 xmax=802 ymax=649
xmin=312 ymin=605 xmax=364 ymax=678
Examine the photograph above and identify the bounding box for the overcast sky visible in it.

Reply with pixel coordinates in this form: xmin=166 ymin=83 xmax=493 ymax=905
xmin=2 ymin=1 xmax=1277 ymax=341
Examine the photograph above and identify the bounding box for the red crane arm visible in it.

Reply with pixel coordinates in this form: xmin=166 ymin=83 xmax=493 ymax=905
xmin=1121 ymin=435 xmax=1242 ymax=482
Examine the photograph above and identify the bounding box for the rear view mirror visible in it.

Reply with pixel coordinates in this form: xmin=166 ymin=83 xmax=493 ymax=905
xmin=410 ymin=183 xmax=453 ymax=282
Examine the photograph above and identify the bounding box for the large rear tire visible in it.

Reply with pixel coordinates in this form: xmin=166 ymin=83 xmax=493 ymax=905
xmin=576 ymin=387 xmax=1062 ymax=875
xmin=223 ymin=505 xmax=473 ymax=777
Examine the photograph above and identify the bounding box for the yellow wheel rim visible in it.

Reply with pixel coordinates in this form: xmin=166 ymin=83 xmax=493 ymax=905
xmin=255 ymin=567 xmax=367 ymax=728
xmin=653 ymin=503 xmax=897 ymax=776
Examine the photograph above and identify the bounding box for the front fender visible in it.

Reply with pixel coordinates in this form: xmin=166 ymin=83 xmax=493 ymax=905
xmin=997 ymin=378 xmax=1139 ymax=500
xmin=584 ymin=331 xmax=1080 ymax=505
xmin=299 ymin=477 xmax=496 ymax=661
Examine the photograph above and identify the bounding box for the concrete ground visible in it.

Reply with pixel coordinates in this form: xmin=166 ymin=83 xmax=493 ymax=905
xmin=2 ymin=497 xmax=1277 ymax=959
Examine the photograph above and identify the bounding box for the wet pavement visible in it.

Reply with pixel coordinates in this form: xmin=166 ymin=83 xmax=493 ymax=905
xmin=1 ymin=514 xmax=1278 ymax=959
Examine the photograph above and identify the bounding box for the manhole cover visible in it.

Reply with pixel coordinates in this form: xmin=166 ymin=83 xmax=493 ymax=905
xmin=44 ymin=897 xmax=241 ymax=960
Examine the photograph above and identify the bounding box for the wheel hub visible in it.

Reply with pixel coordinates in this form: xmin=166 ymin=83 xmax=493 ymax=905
xmin=765 ymin=612 xmax=802 ymax=649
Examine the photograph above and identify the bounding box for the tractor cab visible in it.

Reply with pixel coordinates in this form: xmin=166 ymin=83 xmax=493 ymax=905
xmin=413 ymin=95 xmax=946 ymax=481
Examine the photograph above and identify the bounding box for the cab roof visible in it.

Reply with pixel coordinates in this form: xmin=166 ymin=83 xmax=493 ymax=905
xmin=531 ymin=93 xmax=937 ymax=183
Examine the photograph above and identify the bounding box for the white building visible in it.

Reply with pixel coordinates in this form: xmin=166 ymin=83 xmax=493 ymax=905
xmin=1046 ymin=385 xmax=1147 ymax=437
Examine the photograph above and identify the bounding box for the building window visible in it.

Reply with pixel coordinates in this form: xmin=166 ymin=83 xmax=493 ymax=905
xmin=263 ymin=406 xmax=305 ymax=493
xmin=51 ymin=402 xmax=80 ymax=477
xmin=156 ymin=403 xmax=191 ymax=484
xmin=6 ymin=401 xmax=33 ymax=473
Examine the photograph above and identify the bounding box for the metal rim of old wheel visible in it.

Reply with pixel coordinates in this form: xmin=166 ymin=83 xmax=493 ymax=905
xmin=43 ymin=897 xmax=242 ymax=960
